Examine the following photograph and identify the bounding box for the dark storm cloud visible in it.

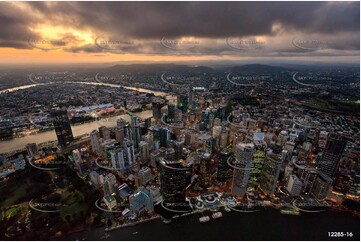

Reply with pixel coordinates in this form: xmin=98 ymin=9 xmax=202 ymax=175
xmin=0 ymin=1 xmax=359 ymax=55
xmin=25 ymin=2 xmax=359 ymax=38
xmin=0 ymin=2 xmax=41 ymax=49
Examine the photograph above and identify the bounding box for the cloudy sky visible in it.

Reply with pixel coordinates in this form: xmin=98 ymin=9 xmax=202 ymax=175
xmin=0 ymin=1 xmax=359 ymax=64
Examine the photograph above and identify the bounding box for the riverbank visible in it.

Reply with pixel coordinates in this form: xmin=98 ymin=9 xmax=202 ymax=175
xmin=105 ymin=215 xmax=161 ymax=232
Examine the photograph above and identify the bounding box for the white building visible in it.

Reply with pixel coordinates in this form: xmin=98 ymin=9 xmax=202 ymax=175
xmin=286 ymin=175 xmax=303 ymax=197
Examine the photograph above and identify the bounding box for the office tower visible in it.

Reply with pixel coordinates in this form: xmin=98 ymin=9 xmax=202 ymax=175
xmin=89 ymin=171 xmax=100 ymax=188
xmin=201 ymin=110 xmax=210 ymax=125
xmin=231 ymin=143 xmax=255 ymax=197
xmin=152 ymin=101 xmax=163 ymax=121
xmin=160 ymin=128 xmax=170 ymax=148
xmin=72 ymin=149 xmax=83 ymax=170
xmin=169 ymin=140 xmax=183 ymax=160
xmin=248 ymin=140 xmax=266 ymax=189
xmin=124 ymin=139 xmax=135 ymax=166
xmin=165 ymin=148 xmax=175 ymax=161
xmin=299 ymin=167 xmax=318 ymax=194
xmin=103 ymin=173 xmax=117 ymax=196
xmin=311 ymin=171 xmax=333 ymax=199
xmin=103 ymin=143 xmax=116 ymax=162
xmin=259 ymin=153 xmax=282 ymax=196
xmin=110 ymin=147 xmax=125 ymax=170
xmin=160 ymin=159 xmax=189 ymax=203
xmin=150 ymin=150 xmax=161 ymax=167
xmin=348 ymin=174 xmax=360 ymax=197
xmin=152 ymin=126 xmax=160 ymax=142
xmin=138 ymin=166 xmax=152 ymax=185
xmin=199 ymin=152 xmax=212 ymax=187
xmin=139 ymin=141 xmax=150 ymax=162
xmin=99 ymin=126 xmax=111 ymax=141
xmin=115 ymin=128 xmax=125 ymax=145
xmin=134 ymin=126 xmax=141 ymax=149
xmin=115 ymin=118 xmax=127 ymax=144
xmin=177 ymin=95 xmax=188 ymax=112
xmin=184 ymin=131 xmax=194 ymax=146
xmin=167 ymin=104 xmax=176 ymax=121
xmin=26 ymin=143 xmax=39 ymax=157
xmin=50 ymin=109 xmax=74 ymax=147
xmin=90 ymin=130 xmax=102 ymax=155
xmin=220 ymin=128 xmax=229 ymax=148
xmin=318 ymin=131 xmax=328 ymax=149
xmin=129 ymin=188 xmax=154 ymax=212
xmin=319 ymin=133 xmax=346 ymax=178
xmin=277 ymin=130 xmax=289 ymax=146
xmin=286 ymin=175 xmax=303 ymax=197
xmin=205 ymin=137 xmax=214 ymax=154
xmin=217 ymin=149 xmax=231 ymax=183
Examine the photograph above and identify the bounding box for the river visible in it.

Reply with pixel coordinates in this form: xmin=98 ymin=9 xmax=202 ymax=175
xmin=0 ymin=81 xmax=174 ymax=154
xmin=62 ymin=209 xmax=359 ymax=241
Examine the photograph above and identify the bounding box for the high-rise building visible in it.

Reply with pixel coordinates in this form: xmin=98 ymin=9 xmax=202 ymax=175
xmin=26 ymin=143 xmax=39 ymax=157
xmin=139 ymin=141 xmax=150 ymax=162
xmin=231 ymin=143 xmax=254 ymax=198
xmin=259 ymin=153 xmax=282 ymax=196
xmin=199 ymin=152 xmax=212 ymax=187
xmin=124 ymin=139 xmax=135 ymax=166
xmin=177 ymin=95 xmax=188 ymax=112
xmin=103 ymin=173 xmax=117 ymax=196
xmin=160 ymin=159 xmax=190 ymax=203
xmin=167 ymin=104 xmax=176 ymax=121
xmin=90 ymin=130 xmax=102 ymax=155
xmin=138 ymin=166 xmax=152 ymax=185
xmin=299 ymin=167 xmax=318 ymax=194
xmin=248 ymin=140 xmax=266 ymax=189
xmin=152 ymin=101 xmax=163 ymax=121
xmin=160 ymin=128 xmax=170 ymax=148
xmin=50 ymin=109 xmax=74 ymax=147
xmin=72 ymin=149 xmax=83 ymax=170
xmin=217 ymin=149 xmax=231 ymax=183
xmin=220 ymin=128 xmax=229 ymax=148
xmin=99 ymin=126 xmax=111 ymax=141
xmin=319 ymin=133 xmax=346 ymax=178
xmin=286 ymin=175 xmax=303 ymax=197
xmin=89 ymin=171 xmax=100 ymax=188
xmin=129 ymin=188 xmax=153 ymax=212
xmin=205 ymin=137 xmax=214 ymax=154
xmin=311 ymin=171 xmax=333 ymax=199
xmin=110 ymin=146 xmax=125 ymax=170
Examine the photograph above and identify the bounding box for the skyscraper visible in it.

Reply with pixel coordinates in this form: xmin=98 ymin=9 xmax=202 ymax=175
xmin=50 ymin=109 xmax=74 ymax=147
xmin=286 ymin=175 xmax=303 ymax=197
xmin=90 ymin=130 xmax=101 ymax=155
xmin=199 ymin=152 xmax=212 ymax=187
xmin=160 ymin=158 xmax=190 ymax=203
xmin=248 ymin=140 xmax=266 ymax=189
xmin=217 ymin=149 xmax=231 ymax=183
xmin=259 ymin=153 xmax=282 ymax=196
xmin=99 ymin=126 xmax=110 ymax=141
xmin=319 ymin=133 xmax=346 ymax=178
xmin=110 ymin=146 xmax=125 ymax=170
xmin=311 ymin=171 xmax=333 ymax=199
xmin=103 ymin=173 xmax=117 ymax=196
xmin=231 ymin=143 xmax=254 ymax=198
xmin=124 ymin=139 xmax=135 ymax=166
xmin=167 ymin=104 xmax=176 ymax=121
xmin=152 ymin=101 xmax=163 ymax=122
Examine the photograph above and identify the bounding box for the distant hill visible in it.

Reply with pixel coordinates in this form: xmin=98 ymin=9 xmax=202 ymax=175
xmin=104 ymin=63 xmax=215 ymax=73
xmin=219 ymin=64 xmax=289 ymax=73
